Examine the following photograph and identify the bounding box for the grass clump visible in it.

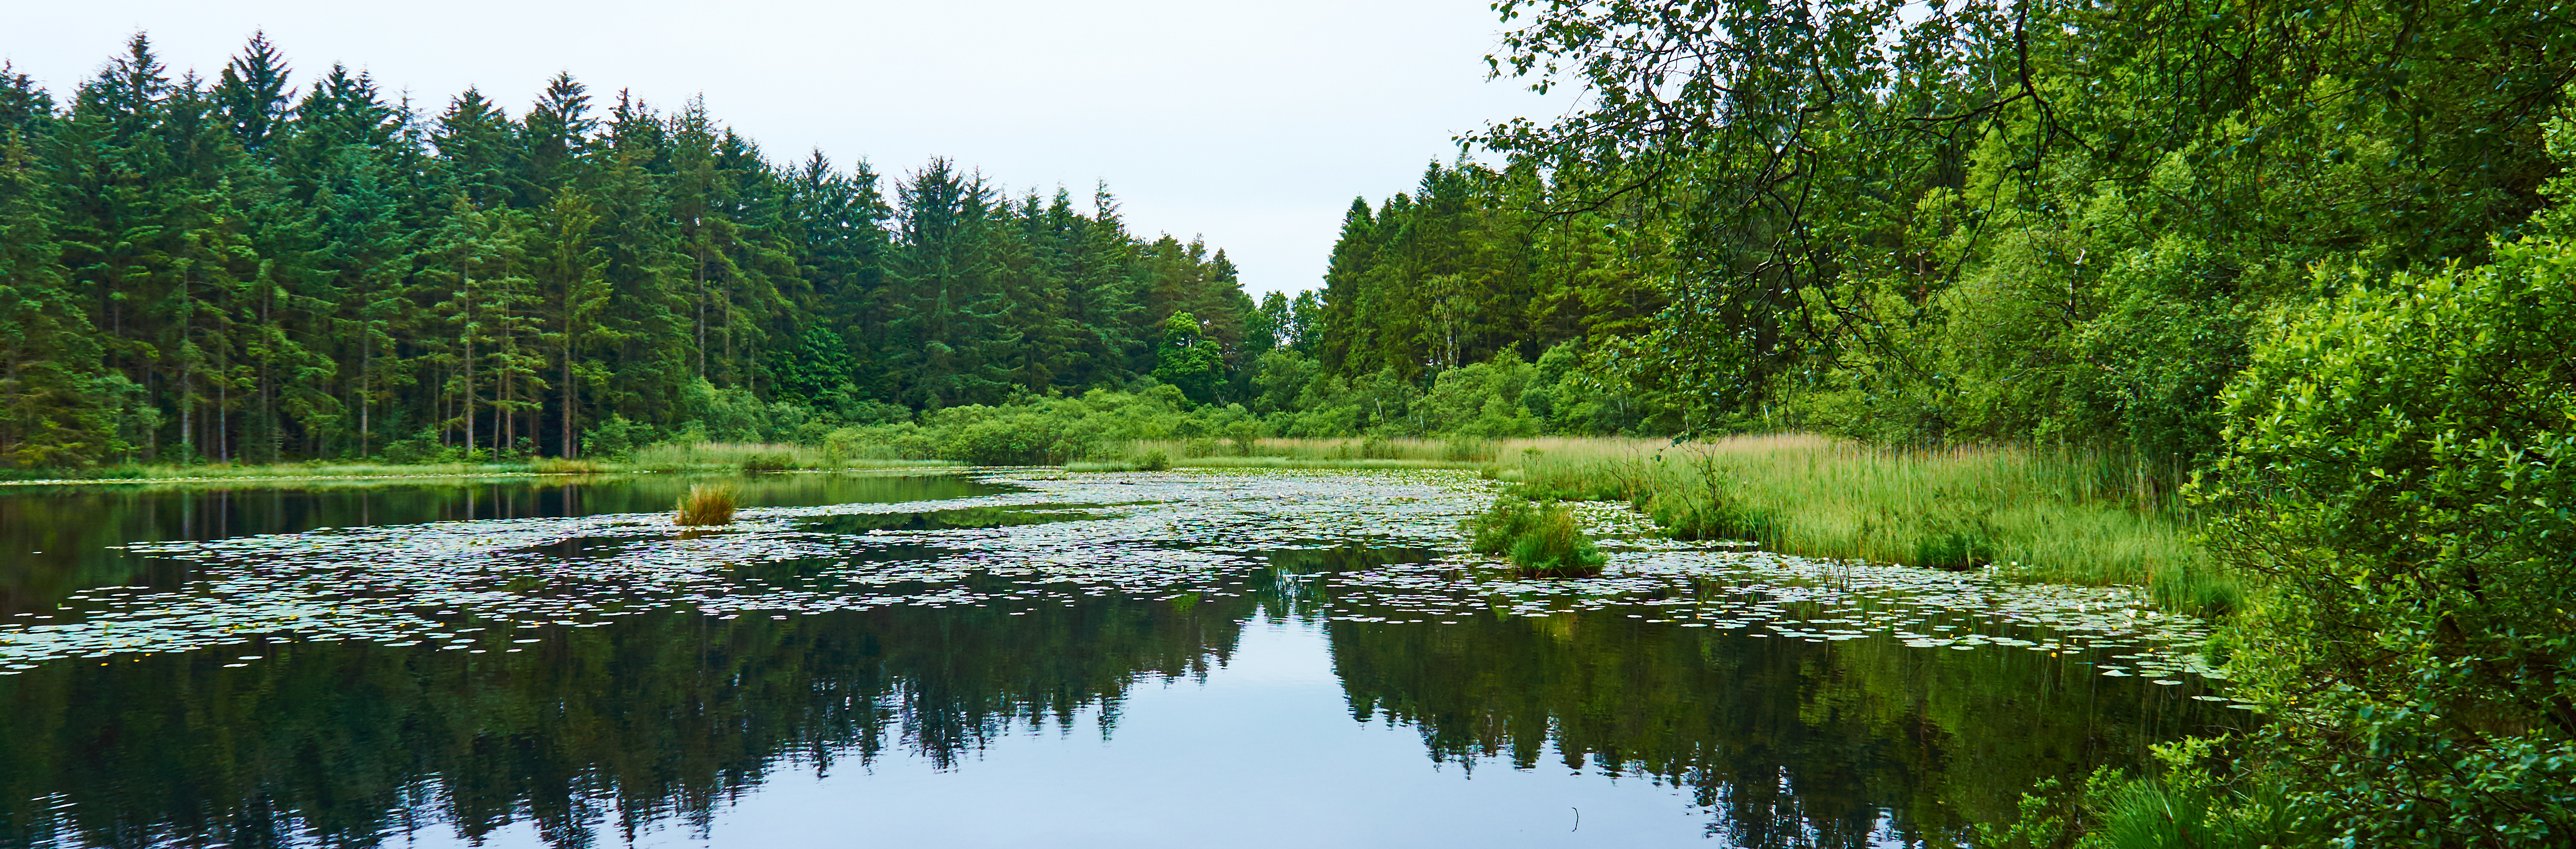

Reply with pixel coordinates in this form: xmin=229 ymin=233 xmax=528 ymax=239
xmin=1467 ymin=496 xmax=1606 ymax=578
xmin=674 ymin=483 xmax=738 ymax=526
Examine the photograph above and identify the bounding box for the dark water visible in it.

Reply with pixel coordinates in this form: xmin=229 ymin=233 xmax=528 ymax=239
xmin=0 ymin=474 xmax=1000 ymax=615
xmin=0 ymin=473 xmax=2241 ymax=848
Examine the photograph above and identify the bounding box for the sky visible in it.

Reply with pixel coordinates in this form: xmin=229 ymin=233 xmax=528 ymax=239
xmin=6 ymin=1 xmax=1574 ymax=294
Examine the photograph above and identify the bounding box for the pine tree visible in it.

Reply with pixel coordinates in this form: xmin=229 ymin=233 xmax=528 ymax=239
xmin=0 ymin=115 xmax=110 ymax=466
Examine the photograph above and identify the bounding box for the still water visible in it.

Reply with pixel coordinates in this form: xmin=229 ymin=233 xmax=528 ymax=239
xmin=0 ymin=470 xmax=2244 ymax=848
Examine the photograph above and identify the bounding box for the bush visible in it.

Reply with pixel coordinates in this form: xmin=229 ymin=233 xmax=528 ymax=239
xmin=2198 ymin=236 xmax=2576 ymax=846
xmin=580 ymin=415 xmax=657 ymax=461
xmin=1467 ymin=496 xmax=1606 ymax=578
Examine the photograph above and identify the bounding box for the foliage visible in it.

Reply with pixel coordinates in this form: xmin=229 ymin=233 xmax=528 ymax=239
xmin=1466 ymin=495 xmax=1605 ymax=578
xmin=2196 ymin=237 xmax=2576 ymax=847
xmin=1278 ymin=0 xmax=2576 ymax=463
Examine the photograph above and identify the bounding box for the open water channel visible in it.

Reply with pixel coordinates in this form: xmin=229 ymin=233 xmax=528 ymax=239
xmin=0 ymin=469 xmax=2248 ymax=848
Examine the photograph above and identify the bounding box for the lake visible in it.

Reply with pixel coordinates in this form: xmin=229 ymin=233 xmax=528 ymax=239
xmin=0 ymin=469 xmax=2245 ymax=848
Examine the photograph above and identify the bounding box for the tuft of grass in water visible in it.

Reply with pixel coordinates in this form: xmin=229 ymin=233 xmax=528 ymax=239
xmin=1502 ymin=435 xmax=2238 ymax=617
xmin=1466 ymin=496 xmax=1606 ymax=579
xmin=674 ymin=483 xmax=738 ymax=526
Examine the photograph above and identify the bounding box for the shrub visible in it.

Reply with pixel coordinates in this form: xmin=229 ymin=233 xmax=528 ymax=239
xmin=1467 ymin=496 xmax=1539 ymax=555
xmin=580 ymin=415 xmax=656 ymax=461
xmin=1134 ymin=448 xmax=1170 ymax=471
xmin=2198 ymin=236 xmax=2576 ymax=846
xmin=674 ymin=483 xmax=737 ymax=526
xmin=1467 ymin=496 xmax=1605 ymax=578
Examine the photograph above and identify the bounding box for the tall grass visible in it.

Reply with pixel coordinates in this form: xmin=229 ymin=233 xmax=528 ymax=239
xmin=624 ymin=442 xmax=952 ymax=471
xmin=1076 ymin=436 xmax=1640 ymax=470
xmin=1501 ymin=435 xmax=2237 ymax=617
xmin=674 ymin=483 xmax=737 ymax=526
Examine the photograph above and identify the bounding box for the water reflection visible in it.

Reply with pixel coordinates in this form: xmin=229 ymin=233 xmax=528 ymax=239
xmin=0 ymin=544 xmax=2237 ymax=848
xmin=0 ymin=473 xmax=1002 ymax=613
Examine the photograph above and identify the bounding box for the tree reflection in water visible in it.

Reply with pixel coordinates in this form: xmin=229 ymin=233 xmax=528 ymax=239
xmin=0 ymin=546 xmax=2236 ymax=848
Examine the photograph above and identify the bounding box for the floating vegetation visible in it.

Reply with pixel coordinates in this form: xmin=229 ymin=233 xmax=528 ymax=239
xmin=0 ymin=469 xmax=2245 ymax=707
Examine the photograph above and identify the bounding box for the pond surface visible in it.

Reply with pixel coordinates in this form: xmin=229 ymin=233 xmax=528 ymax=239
xmin=0 ymin=470 xmax=2247 ymax=848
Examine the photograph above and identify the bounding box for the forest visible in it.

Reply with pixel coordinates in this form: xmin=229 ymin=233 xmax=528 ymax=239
xmin=0 ymin=34 xmax=1261 ymax=468
xmin=3 ymin=1 xmax=2573 ymax=844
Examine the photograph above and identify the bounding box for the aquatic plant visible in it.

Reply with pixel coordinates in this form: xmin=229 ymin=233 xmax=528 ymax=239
xmin=1501 ymin=435 xmax=2229 ymax=616
xmin=1467 ymin=496 xmax=1604 ymax=578
xmin=675 ymin=483 xmax=738 ymax=526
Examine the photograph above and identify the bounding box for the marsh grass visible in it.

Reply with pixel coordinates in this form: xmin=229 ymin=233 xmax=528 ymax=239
xmin=528 ymin=457 xmax=605 ymax=474
xmin=1502 ymin=435 xmax=2237 ymax=616
xmin=630 ymin=442 xmax=820 ymax=471
xmin=626 ymin=442 xmax=951 ymax=471
xmin=1079 ymin=436 xmax=1611 ymax=471
xmin=674 ymin=483 xmax=738 ymax=526
xmin=1466 ymin=496 xmax=1606 ymax=578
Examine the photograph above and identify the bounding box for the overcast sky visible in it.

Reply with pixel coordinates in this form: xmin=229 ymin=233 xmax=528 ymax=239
xmin=7 ymin=1 xmax=1572 ymax=294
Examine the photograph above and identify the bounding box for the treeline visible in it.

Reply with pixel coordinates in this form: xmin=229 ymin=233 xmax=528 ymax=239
xmin=1308 ymin=0 xmax=2573 ymax=464
xmin=0 ymin=34 xmax=1263 ymax=467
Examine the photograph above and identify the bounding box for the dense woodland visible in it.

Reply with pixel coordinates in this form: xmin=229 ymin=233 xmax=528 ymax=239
xmin=1316 ymin=0 xmax=2574 ymax=463
xmin=1391 ymin=1 xmax=2572 ymax=846
xmin=0 ymin=34 xmax=1263 ymax=467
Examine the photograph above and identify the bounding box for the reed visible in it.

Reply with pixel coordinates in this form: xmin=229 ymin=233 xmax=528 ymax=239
xmin=674 ymin=483 xmax=738 ymax=526
xmin=528 ymin=457 xmax=605 ymax=474
xmin=1500 ymin=435 xmax=2238 ymax=617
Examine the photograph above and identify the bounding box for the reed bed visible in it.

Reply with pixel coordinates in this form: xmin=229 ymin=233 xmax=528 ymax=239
xmin=1499 ymin=435 xmax=2236 ymax=616
xmin=1089 ymin=436 xmax=1662 ymax=469
xmin=626 ymin=442 xmax=952 ymax=471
